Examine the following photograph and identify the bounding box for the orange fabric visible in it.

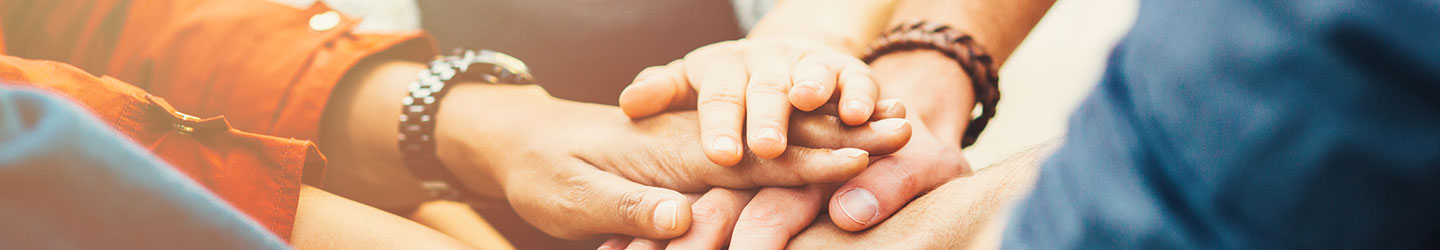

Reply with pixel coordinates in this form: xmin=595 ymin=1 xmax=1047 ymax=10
xmin=0 ymin=0 xmax=436 ymax=240
xmin=0 ymin=56 xmax=324 ymax=240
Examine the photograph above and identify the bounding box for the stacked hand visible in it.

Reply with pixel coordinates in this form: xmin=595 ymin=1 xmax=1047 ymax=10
xmin=433 ymin=83 xmax=912 ymax=240
xmin=604 ymin=38 xmax=976 ymax=249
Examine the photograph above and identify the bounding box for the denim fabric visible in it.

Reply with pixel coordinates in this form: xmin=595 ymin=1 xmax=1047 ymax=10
xmin=0 ymin=85 xmax=289 ymax=249
xmin=1004 ymin=0 xmax=1440 ymax=249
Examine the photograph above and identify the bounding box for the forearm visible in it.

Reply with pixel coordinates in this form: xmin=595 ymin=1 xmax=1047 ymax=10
xmin=291 ymin=186 xmax=474 ymax=250
xmin=319 ymin=56 xmax=549 ymax=210
xmin=888 ymin=0 xmax=1056 ymax=65
xmin=746 ymin=0 xmax=900 ymax=56
xmin=319 ymin=56 xmax=429 ymax=210
xmin=866 ymin=0 xmax=1055 ymax=142
xmin=950 ymin=140 xmax=1061 ymax=249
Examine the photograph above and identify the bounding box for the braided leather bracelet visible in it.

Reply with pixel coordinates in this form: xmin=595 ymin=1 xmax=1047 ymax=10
xmin=862 ymin=20 xmax=1000 ymax=148
xmin=398 ymin=48 xmax=533 ymax=201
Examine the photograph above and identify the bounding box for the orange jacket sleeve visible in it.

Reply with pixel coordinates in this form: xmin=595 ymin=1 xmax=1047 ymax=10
xmin=0 ymin=55 xmax=324 ymax=241
xmin=3 ymin=0 xmax=435 ymax=140
xmin=2 ymin=0 xmax=436 ymax=240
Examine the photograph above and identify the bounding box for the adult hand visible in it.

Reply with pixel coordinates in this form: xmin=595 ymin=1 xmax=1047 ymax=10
xmin=787 ymin=140 xmax=1054 ymax=250
xmin=599 ymin=116 xmax=966 ymax=250
xmin=618 ymin=38 xmax=883 ymax=165
xmin=599 ymin=49 xmax=978 ymax=250
xmin=433 ymin=83 xmax=912 ymax=240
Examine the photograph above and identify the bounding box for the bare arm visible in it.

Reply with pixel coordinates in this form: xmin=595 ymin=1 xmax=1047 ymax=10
xmin=889 ymin=0 xmax=1056 ymax=66
xmin=746 ymin=0 xmax=900 ymax=55
xmin=873 ymin=0 xmax=1058 ymax=142
xmin=291 ymin=186 xmax=475 ymax=250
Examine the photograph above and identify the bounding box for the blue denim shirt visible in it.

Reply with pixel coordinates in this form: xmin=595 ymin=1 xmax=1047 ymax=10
xmin=1004 ymin=0 xmax=1440 ymax=248
xmin=0 ymin=85 xmax=289 ymax=249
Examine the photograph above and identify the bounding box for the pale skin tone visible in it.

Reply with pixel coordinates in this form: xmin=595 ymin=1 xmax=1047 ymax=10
xmin=315 ymin=0 xmax=1054 ymax=245
xmin=609 ymin=0 xmax=1056 ymax=248
xmin=290 ymin=186 xmax=474 ymax=250
xmin=315 ymin=44 xmax=912 ymax=244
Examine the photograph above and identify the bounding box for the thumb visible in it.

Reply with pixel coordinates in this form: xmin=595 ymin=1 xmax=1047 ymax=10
xmin=619 ymin=60 xmax=696 ymax=119
xmin=514 ymin=168 xmax=694 ymax=240
xmin=826 ymin=132 xmax=971 ymax=231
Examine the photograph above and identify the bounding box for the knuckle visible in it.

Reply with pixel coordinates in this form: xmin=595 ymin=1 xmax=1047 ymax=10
xmin=737 ymin=203 xmax=788 ymax=229
xmin=631 ymin=66 xmax=669 ymax=83
xmin=688 ymin=41 xmax=742 ymax=59
xmin=747 ymin=79 xmax=791 ymax=95
xmin=665 ymin=59 xmax=686 ymax=67
xmin=616 ymin=188 xmax=650 ymax=228
xmin=880 ymin=163 xmax=922 ymax=191
xmin=637 ymin=65 xmax=668 ymax=76
xmin=689 ymin=201 xmax=729 ymax=224
xmin=708 ymin=172 xmax=754 ymax=188
xmin=700 ymin=91 xmax=746 ymax=109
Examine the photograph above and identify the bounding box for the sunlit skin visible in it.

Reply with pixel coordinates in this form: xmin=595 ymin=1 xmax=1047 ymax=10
xmin=318 ymin=54 xmax=911 ymax=242
xmin=604 ymin=0 xmax=1057 ymax=248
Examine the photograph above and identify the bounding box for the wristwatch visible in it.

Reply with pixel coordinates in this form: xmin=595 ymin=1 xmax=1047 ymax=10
xmin=397 ymin=48 xmax=533 ymax=201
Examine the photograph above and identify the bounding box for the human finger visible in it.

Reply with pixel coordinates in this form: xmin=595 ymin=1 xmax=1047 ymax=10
xmin=599 ymin=236 xmax=635 ymax=250
xmin=728 ymin=185 xmax=834 ymax=250
xmin=685 ymin=43 xmax=750 ymax=166
xmin=787 ymin=53 xmax=845 ymax=112
xmin=873 ymin=99 xmax=906 ymax=120
xmin=624 ymin=238 xmax=667 ymax=250
xmin=743 ymin=47 xmax=801 ymax=159
xmin=827 ymin=127 xmax=971 ymax=231
xmin=715 ymin=147 xmax=871 ymax=187
xmin=512 ymin=167 xmax=693 ymax=240
xmin=810 ymin=98 xmax=906 ymax=121
xmin=619 ymin=60 xmax=695 ymax=119
xmin=835 ymin=64 xmax=879 ymax=126
xmin=788 ymin=115 xmax=912 ymax=156
xmin=667 ymin=188 xmax=757 ymax=250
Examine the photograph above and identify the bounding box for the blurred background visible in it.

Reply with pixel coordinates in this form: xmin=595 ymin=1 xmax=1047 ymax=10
xmin=416 ymin=0 xmax=1137 ymax=248
xmin=421 ymin=0 xmax=744 ymax=106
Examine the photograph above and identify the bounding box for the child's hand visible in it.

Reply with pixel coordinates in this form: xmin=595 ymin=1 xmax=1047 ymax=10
xmin=619 ymin=38 xmax=897 ymax=166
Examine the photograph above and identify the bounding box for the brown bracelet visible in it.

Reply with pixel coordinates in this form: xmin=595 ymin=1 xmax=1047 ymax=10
xmin=862 ymin=20 xmax=1000 ymax=148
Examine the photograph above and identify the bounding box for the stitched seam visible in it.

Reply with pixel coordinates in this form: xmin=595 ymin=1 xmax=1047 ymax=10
xmin=276 ymin=137 xmax=295 ymax=233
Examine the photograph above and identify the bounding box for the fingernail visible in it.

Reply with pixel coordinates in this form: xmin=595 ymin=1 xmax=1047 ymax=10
xmin=878 ymin=99 xmax=900 ymax=113
xmin=845 ymin=100 xmax=867 ymax=114
xmin=838 ymin=188 xmax=880 ymax=225
xmin=870 ymin=118 xmax=909 ymax=131
xmin=794 ymin=80 xmax=825 ymax=96
xmin=833 ymin=148 xmax=869 ymax=158
xmin=756 ymin=127 xmax=784 ymax=144
xmin=712 ymin=136 xmax=740 ymax=156
xmin=654 ymin=199 xmax=679 ymax=230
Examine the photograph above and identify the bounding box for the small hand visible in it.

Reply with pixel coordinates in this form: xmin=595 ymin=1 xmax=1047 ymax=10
xmin=618 ymin=38 xmax=883 ymax=165
xmin=436 ymin=85 xmax=912 ymax=240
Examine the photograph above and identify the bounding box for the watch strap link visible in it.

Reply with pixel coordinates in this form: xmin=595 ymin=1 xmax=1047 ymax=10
xmin=398 ymin=48 xmax=532 ymax=201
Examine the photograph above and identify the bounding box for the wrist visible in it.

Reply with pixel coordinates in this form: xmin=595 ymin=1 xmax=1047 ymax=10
xmin=868 ymin=50 xmax=975 ymax=144
xmin=434 ymin=83 xmax=554 ymax=198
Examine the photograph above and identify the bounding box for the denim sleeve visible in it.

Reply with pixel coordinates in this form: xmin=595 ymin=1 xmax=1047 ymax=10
xmin=0 ymin=85 xmax=290 ymax=249
xmin=1002 ymin=0 xmax=1440 ymax=249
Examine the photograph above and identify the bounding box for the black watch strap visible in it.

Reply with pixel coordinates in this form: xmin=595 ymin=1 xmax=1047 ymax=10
xmin=397 ymin=48 xmax=533 ymax=201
